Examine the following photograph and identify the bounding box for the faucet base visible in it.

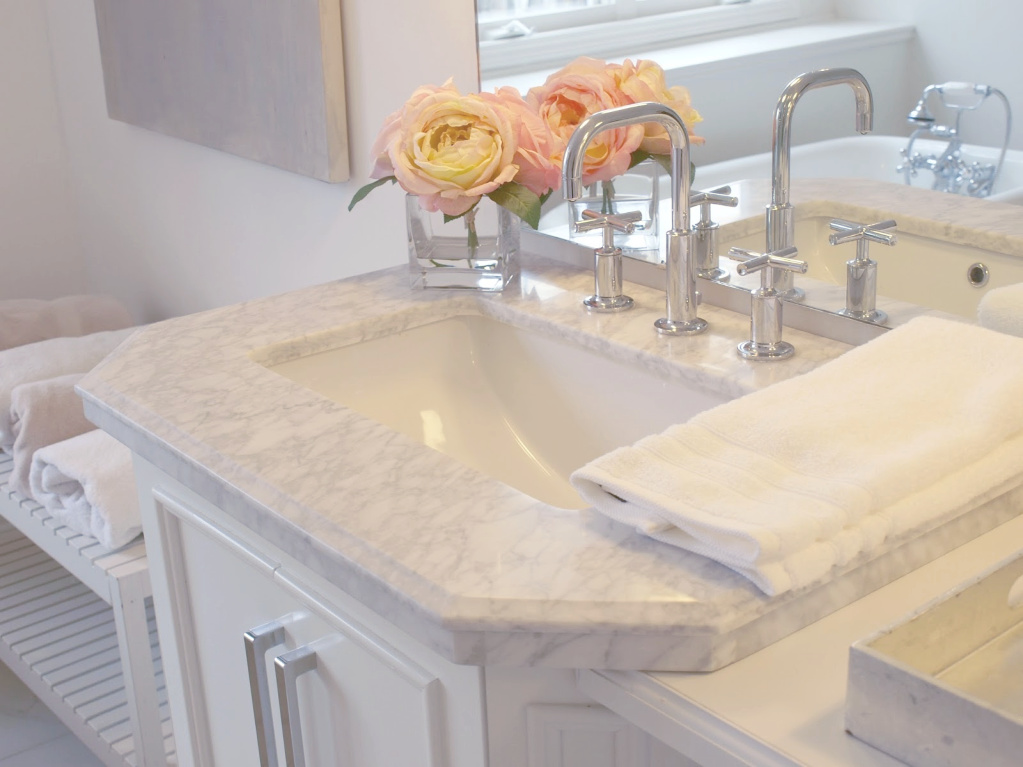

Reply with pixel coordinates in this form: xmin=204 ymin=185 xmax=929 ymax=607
xmin=737 ymin=339 xmax=795 ymax=360
xmin=655 ymin=317 xmax=708 ymax=336
xmin=696 ymin=266 xmax=729 ymax=282
xmin=838 ymin=307 xmax=888 ymax=325
xmin=584 ymin=295 xmax=635 ymax=312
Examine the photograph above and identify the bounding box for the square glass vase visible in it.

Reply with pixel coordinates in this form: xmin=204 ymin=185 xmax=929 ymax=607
xmin=567 ymin=159 xmax=661 ymax=256
xmin=406 ymin=195 xmax=520 ymax=291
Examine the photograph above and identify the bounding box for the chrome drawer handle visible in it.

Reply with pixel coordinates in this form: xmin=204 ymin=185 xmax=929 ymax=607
xmin=244 ymin=621 xmax=286 ymax=767
xmin=275 ymin=645 xmax=318 ymax=767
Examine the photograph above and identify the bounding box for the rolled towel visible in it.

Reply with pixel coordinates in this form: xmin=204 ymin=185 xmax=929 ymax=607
xmin=0 ymin=326 xmax=136 ymax=451
xmin=571 ymin=316 xmax=1023 ymax=597
xmin=8 ymin=374 xmax=94 ymax=498
xmin=0 ymin=295 xmax=132 ymax=351
xmin=29 ymin=429 xmax=140 ymax=550
xmin=978 ymin=282 xmax=1023 ymax=338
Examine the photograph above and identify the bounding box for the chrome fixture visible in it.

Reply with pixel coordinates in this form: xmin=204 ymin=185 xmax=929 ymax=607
xmin=828 ymin=218 xmax=897 ymax=325
xmin=898 ymin=82 xmax=1012 ymax=198
xmin=727 ymin=246 xmax=808 ymax=360
xmin=967 ymin=262 xmax=990 ymax=288
xmin=768 ymin=68 xmax=874 ymax=301
xmin=690 ymin=185 xmax=739 ymax=281
xmin=575 ymin=209 xmax=639 ymax=312
xmin=564 ymin=102 xmax=707 ymax=335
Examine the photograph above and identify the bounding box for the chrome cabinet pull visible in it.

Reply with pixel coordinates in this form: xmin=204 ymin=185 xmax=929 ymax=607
xmin=244 ymin=621 xmax=286 ymax=767
xmin=274 ymin=645 xmax=318 ymax=767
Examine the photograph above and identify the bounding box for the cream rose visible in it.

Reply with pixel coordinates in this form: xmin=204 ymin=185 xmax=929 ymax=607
xmin=526 ymin=57 xmax=645 ymax=186
xmin=613 ymin=59 xmax=705 ymax=155
xmin=371 ymin=80 xmax=520 ymax=217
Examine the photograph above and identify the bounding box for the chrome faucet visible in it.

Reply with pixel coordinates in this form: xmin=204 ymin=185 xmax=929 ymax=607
xmin=563 ymin=102 xmax=707 ymax=335
xmin=767 ymin=68 xmax=874 ymax=300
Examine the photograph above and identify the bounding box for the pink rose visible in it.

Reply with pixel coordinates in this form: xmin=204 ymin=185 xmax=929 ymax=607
xmin=526 ymin=57 xmax=644 ymax=185
xmin=613 ymin=59 xmax=705 ymax=155
xmin=489 ymin=86 xmax=561 ymax=198
xmin=370 ymin=79 xmax=519 ymax=217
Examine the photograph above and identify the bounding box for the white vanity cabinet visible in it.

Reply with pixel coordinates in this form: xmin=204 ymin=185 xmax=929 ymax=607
xmin=134 ymin=459 xmax=488 ymax=767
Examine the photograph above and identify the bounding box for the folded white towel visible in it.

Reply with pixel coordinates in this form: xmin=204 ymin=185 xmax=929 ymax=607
xmin=29 ymin=429 xmax=140 ymax=550
xmin=571 ymin=316 xmax=1023 ymax=596
xmin=0 ymin=327 xmax=136 ymax=452
xmin=0 ymin=295 xmax=132 ymax=352
xmin=8 ymin=374 xmax=94 ymax=498
xmin=978 ymin=283 xmax=1023 ymax=338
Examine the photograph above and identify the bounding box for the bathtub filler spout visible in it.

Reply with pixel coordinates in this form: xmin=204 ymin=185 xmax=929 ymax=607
xmin=563 ymin=102 xmax=707 ymax=335
xmin=768 ymin=68 xmax=874 ymax=300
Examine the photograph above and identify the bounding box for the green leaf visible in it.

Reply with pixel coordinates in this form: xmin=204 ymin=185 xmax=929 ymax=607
xmin=632 ymin=152 xmax=697 ymax=183
xmin=488 ymin=182 xmax=543 ymax=230
xmin=347 ymin=177 xmax=396 ymax=212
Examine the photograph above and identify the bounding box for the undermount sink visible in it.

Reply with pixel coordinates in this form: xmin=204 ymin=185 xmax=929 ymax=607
xmin=264 ymin=313 xmax=728 ymax=509
xmin=722 ymin=217 xmax=1023 ymax=320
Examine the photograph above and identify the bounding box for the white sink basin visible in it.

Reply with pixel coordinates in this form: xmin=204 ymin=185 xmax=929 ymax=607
xmin=266 ymin=313 xmax=728 ymax=509
xmin=723 ymin=217 xmax=1023 ymax=320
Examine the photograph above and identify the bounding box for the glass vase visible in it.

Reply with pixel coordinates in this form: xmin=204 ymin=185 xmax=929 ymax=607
xmin=406 ymin=195 xmax=520 ymax=291
xmin=567 ymin=159 xmax=661 ymax=255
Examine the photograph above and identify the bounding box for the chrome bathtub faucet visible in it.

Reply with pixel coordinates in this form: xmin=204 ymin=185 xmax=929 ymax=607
xmin=563 ymin=102 xmax=707 ymax=336
xmin=767 ymin=68 xmax=874 ymax=301
xmin=898 ymin=82 xmax=1012 ymax=198
xmin=728 ymin=246 xmax=808 ymax=361
xmin=828 ymin=218 xmax=897 ymax=325
xmin=575 ymin=209 xmax=639 ymax=312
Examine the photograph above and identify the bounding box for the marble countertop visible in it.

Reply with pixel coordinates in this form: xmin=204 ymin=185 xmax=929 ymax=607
xmin=78 ymin=179 xmax=1023 ymax=671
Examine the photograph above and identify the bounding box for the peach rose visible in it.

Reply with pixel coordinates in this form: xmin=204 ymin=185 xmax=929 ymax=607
xmin=489 ymin=86 xmax=561 ymax=198
xmin=613 ymin=59 xmax=704 ymax=155
xmin=370 ymin=79 xmax=519 ymax=217
xmin=526 ymin=57 xmax=644 ymax=185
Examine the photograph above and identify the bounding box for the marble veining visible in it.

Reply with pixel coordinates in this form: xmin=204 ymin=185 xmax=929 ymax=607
xmin=78 ymin=179 xmax=1023 ymax=671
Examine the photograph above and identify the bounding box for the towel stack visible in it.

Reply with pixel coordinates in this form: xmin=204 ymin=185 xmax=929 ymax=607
xmin=978 ymin=283 xmax=1023 ymax=338
xmin=0 ymin=306 xmax=143 ymax=550
xmin=0 ymin=295 xmax=133 ymax=351
xmin=571 ymin=316 xmax=1023 ymax=596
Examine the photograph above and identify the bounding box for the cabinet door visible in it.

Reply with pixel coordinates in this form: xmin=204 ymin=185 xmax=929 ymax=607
xmin=144 ymin=483 xmax=472 ymax=767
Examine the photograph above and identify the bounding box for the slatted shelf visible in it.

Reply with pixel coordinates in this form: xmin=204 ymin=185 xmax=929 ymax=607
xmin=0 ymin=452 xmax=174 ymax=766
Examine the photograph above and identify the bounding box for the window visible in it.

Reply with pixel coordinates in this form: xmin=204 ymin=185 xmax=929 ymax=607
xmin=478 ymin=0 xmax=801 ymax=78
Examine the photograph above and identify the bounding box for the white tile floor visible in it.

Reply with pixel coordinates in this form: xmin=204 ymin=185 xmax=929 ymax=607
xmin=0 ymin=661 xmax=102 ymax=767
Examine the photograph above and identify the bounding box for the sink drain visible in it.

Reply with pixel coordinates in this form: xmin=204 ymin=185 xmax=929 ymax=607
xmin=967 ymin=262 xmax=990 ymax=287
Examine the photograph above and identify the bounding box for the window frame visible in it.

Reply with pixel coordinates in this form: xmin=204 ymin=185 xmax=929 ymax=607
xmin=478 ymin=0 xmax=802 ymax=78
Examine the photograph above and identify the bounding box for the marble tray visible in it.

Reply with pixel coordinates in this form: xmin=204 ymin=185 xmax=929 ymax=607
xmin=846 ymin=550 xmax=1023 ymax=767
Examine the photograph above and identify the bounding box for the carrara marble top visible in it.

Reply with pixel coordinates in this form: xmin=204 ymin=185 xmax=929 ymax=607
xmin=78 ymin=179 xmax=1023 ymax=671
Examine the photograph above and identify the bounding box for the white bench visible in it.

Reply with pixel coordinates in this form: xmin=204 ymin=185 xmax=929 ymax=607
xmin=0 ymin=453 xmax=174 ymax=766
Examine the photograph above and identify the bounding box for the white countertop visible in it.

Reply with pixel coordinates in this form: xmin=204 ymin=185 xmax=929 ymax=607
xmin=77 ymin=178 xmax=1023 ymax=671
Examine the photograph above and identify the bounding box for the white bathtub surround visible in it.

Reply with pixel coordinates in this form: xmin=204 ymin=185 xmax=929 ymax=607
xmin=978 ymin=282 xmax=1023 ymax=337
xmin=0 ymin=327 xmax=137 ymax=450
xmin=571 ymin=316 xmax=1023 ymax=596
xmin=7 ymin=373 xmax=91 ymax=498
xmin=29 ymin=429 xmax=140 ymax=551
xmin=0 ymin=296 xmax=133 ymax=352
xmin=75 ymin=180 xmax=1023 ymax=673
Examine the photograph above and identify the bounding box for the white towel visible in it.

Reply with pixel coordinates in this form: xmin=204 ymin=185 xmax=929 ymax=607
xmin=571 ymin=316 xmax=1023 ymax=596
xmin=29 ymin=429 xmax=140 ymax=550
xmin=978 ymin=283 xmax=1023 ymax=338
xmin=0 ymin=295 xmax=132 ymax=351
xmin=8 ymin=374 xmax=94 ymax=498
xmin=0 ymin=327 xmax=136 ymax=451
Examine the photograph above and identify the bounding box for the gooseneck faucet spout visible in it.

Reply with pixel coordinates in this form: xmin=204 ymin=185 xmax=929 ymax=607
xmin=563 ymin=102 xmax=707 ymax=335
xmin=767 ymin=68 xmax=874 ymax=298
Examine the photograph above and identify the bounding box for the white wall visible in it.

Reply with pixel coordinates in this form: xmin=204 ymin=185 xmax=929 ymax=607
xmin=835 ymin=0 xmax=1022 ymax=150
xmin=0 ymin=0 xmax=87 ymax=301
xmin=39 ymin=0 xmax=479 ymax=323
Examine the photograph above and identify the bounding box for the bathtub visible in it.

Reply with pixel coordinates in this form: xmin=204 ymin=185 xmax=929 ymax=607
xmin=694 ymin=135 xmax=1023 ymax=204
